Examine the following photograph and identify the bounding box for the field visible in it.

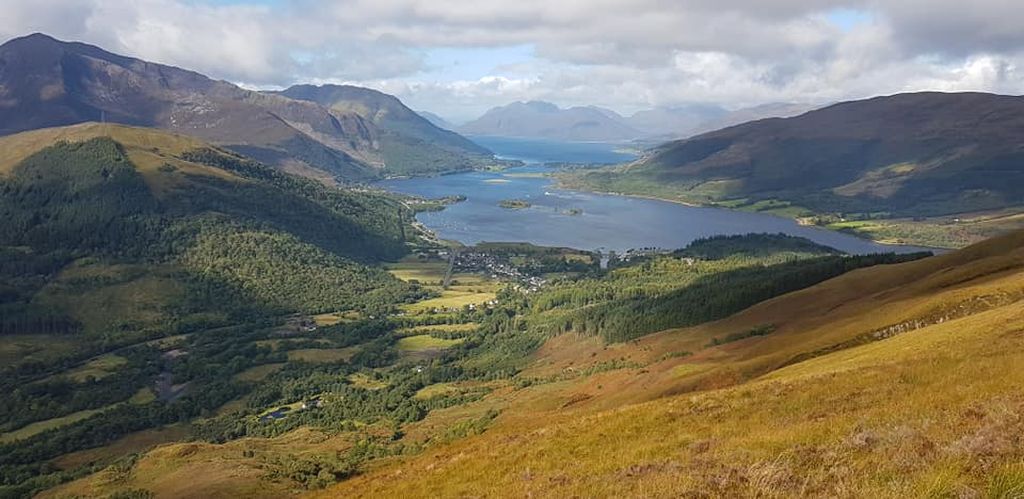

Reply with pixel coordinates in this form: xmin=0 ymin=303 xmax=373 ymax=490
xmin=401 ymin=290 xmax=497 ymax=313
xmin=233 ymin=363 xmax=286 ymax=382
xmin=347 ymin=373 xmax=388 ymax=390
xmin=0 ymin=334 xmax=80 ymax=367
xmin=60 ymin=354 xmax=129 ymax=382
xmin=386 ymin=259 xmax=449 ymax=285
xmin=312 ymin=311 xmax=360 ymax=326
xmin=0 ymin=408 xmax=106 ymax=444
xmin=396 ymin=335 xmax=465 ymax=360
xmin=286 ymin=348 xmax=359 ymax=363
xmin=0 ymin=387 xmax=155 ymax=444
xmin=395 ymin=323 xmax=479 ymax=337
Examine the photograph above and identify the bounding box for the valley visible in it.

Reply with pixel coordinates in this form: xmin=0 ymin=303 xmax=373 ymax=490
xmin=0 ymin=24 xmax=1023 ymax=499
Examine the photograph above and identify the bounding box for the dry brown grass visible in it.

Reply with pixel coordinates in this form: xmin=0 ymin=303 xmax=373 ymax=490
xmin=309 ymin=231 xmax=1024 ymax=498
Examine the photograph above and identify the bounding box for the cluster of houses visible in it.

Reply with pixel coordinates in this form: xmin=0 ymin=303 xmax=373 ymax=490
xmin=616 ymin=247 xmax=672 ymax=263
xmin=452 ymin=251 xmax=546 ymax=292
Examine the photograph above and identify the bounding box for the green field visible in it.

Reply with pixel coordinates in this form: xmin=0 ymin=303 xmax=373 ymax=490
xmin=396 ymin=335 xmax=465 ymax=359
xmin=0 ymin=388 xmax=153 ymax=444
xmin=401 ymin=291 xmax=497 ymax=313
xmin=386 ymin=260 xmax=449 ymax=284
xmin=286 ymin=348 xmax=358 ymax=363
xmin=233 ymin=363 xmax=286 ymax=382
xmin=60 ymin=354 xmax=129 ymax=382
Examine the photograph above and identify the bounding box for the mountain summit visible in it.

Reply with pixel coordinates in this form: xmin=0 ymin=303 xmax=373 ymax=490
xmin=0 ymin=33 xmax=492 ymax=182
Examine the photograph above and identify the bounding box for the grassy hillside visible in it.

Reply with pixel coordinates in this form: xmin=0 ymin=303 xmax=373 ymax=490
xmin=562 ymin=92 xmax=1024 ymax=248
xmin=312 ymin=231 xmax=1024 ymax=498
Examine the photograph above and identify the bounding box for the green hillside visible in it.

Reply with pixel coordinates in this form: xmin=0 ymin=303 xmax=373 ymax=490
xmin=562 ymin=92 xmax=1024 ymax=248
xmin=0 ymin=124 xmax=443 ymax=496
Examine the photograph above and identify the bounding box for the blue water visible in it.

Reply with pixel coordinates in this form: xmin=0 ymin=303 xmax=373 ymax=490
xmin=381 ymin=139 xmax=934 ymax=255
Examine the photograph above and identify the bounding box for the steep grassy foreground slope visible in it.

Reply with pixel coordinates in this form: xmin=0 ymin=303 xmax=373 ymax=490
xmin=316 ymin=231 xmax=1024 ymax=498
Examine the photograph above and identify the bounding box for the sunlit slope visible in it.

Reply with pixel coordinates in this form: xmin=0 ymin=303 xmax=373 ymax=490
xmin=0 ymin=123 xmax=413 ymax=367
xmin=317 ymin=231 xmax=1024 ymax=498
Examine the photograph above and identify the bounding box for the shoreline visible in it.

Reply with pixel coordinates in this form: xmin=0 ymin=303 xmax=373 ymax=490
xmin=550 ymin=177 xmax=950 ymax=252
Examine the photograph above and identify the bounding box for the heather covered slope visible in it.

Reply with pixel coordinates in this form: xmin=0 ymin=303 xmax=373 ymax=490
xmin=317 ymin=231 xmax=1024 ymax=498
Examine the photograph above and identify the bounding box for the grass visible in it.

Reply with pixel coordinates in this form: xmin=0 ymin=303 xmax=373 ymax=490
xmin=412 ymin=381 xmax=495 ymax=401
xmin=0 ymin=408 xmax=106 ymax=444
xmin=34 ymin=261 xmax=185 ymax=337
xmin=387 ymin=260 xmax=449 ymax=285
xmin=41 ymin=427 xmax=362 ymax=499
xmin=286 ymin=348 xmax=358 ymax=363
xmin=401 ymin=290 xmax=497 ymax=313
xmin=0 ymin=334 xmax=81 ymax=368
xmin=312 ymin=311 xmax=360 ymax=326
xmin=395 ymin=322 xmax=479 ymax=337
xmin=35 ymin=228 xmax=1024 ymax=497
xmin=233 ymin=363 xmax=286 ymax=382
xmin=61 ymin=354 xmax=129 ymax=382
xmin=348 ymin=373 xmax=388 ymax=390
xmin=313 ymin=231 xmax=1024 ymax=498
xmin=0 ymin=386 xmax=159 ymax=443
xmin=413 ymin=383 xmax=461 ymax=400
xmin=396 ymin=335 xmax=465 ymax=360
xmin=51 ymin=425 xmax=192 ymax=471
xmin=396 ymin=335 xmax=465 ymax=352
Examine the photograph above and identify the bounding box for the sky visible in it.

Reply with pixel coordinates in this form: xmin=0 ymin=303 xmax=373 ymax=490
xmin=3 ymin=0 xmax=1023 ymax=122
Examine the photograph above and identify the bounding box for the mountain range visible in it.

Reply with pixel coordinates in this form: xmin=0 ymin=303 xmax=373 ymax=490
xmin=0 ymin=33 xmax=493 ymax=183
xmin=456 ymin=100 xmax=817 ymax=142
xmin=567 ymin=92 xmax=1024 ymax=221
xmin=458 ymin=101 xmax=642 ymax=142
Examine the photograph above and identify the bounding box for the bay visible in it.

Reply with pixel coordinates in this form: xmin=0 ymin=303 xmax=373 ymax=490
xmin=380 ymin=138 xmax=935 ymax=255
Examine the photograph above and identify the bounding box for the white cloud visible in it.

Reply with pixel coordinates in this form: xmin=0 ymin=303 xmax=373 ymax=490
xmin=3 ymin=0 xmax=1024 ymax=119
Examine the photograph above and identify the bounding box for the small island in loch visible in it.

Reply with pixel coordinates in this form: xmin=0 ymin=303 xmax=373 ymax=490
xmin=499 ymin=198 xmax=532 ymax=209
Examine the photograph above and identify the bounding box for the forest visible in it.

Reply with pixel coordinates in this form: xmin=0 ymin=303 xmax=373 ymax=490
xmin=0 ymin=138 xmax=932 ymax=498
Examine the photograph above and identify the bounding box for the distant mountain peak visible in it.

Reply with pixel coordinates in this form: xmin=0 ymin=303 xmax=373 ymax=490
xmin=461 ymin=100 xmax=640 ymax=141
xmin=521 ymin=100 xmax=560 ymax=112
